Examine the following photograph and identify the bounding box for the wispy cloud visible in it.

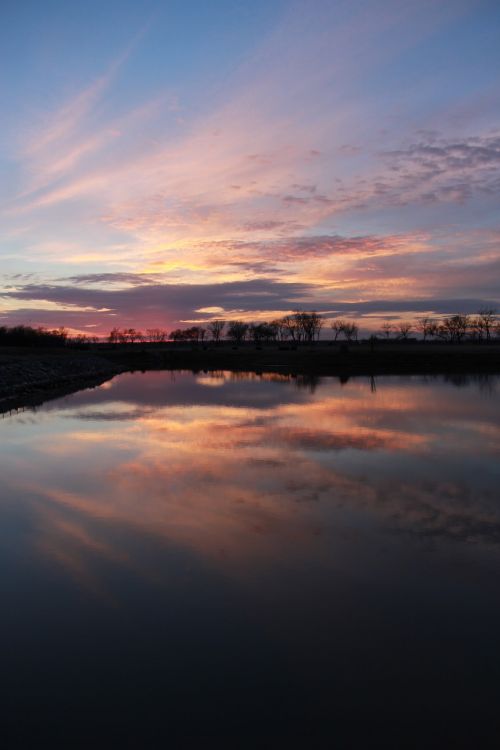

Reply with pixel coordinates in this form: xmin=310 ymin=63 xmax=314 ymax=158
xmin=1 ymin=0 xmax=499 ymax=325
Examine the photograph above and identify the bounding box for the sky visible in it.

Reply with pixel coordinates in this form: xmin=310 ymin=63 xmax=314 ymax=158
xmin=1 ymin=0 xmax=499 ymax=335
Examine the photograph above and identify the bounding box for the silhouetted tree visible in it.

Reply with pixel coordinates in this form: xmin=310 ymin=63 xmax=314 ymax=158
xmin=0 ymin=325 xmax=68 ymax=347
xmin=299 ymin=311 xmax=323 ymax=342
xmin=415 ymin=317 xmax=437 ymax=341
xmin=146 ymin=328 xmax=166 ymax=343
xmin=272 ymin=318 xmax=289 ymax=342
xmin=343 ymin=322 xmax=359 ymax=342
xmin=397 ymin=321 xmax=413 ymax=340
xmin=478 ymin=308 xmax=497 ymax=341
xmin=108 ymin=327 xmax=120 ymax=344
xmin=125 ymin=328 xmax=141 ymax=343
xmin=380 ymin=322 xmax=393 ymax=339
xmin=170 ymin=328 xmax=186 ymax=342
xmin=331 ymin=319 xmax=346 ymax=341
xmin=208 ymin=320 xmax=225 ymax=343
xmin=438 ymin=314 xmax=470 ymax=342
xmin=227 ymin=320 xmax=248 ymax=345
xmin=331 ymin=319 xmax=358 ymax=342
xmin=249 ymin=323 xmax=265 ymax=345
xmin=470 ymin=316 xmax=485 ymax=342
xmin=281 ymin=314 xmax=299 ymax=342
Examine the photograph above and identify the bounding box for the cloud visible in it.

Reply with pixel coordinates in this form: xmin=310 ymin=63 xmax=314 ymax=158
xmin=2 ymin=0 xmax=500 ymax=326
xmin=60 ymin=272 xmax=159 ymax=287
xmin=378 ymin=131 xmax=500 ymax=205
xmin=2 ymin=270 xmax=499 ymax=334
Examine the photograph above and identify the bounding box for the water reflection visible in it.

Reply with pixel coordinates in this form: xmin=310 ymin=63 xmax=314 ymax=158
xmin=3 ymin=372 xmax=500 ymax=581
xmin=1 ymin=371 xmax=500 ymax=743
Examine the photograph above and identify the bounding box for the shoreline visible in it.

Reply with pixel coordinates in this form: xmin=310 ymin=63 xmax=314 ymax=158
xmin=0 ymin=351 xmax=124 ymax=415
xmin=1 ymin=343 xmax=500 ymax=414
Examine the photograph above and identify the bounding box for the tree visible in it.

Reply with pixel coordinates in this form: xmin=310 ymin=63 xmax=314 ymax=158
xmin=343 ymin=322 xmax=358 ymax=342
xmin=284 ymin=311 xmax=323 ymax=343
xmin=146 ymin=328 xmax=166 ymax=343
xmin=249 ymin=323 xmax=265 ymax=345
xmin=227 ymin=320 xmax=248 ymax=345
xmin=54 ymin=326 xmax=68 ymax=344
xmin=380 ymin=322 xmax=393 ymax=339
xmin=331 ymin=319 xmax=357 ymax=342
xmin=470 ymin=317 xmax=485 ymax=342
xmin=415 ymin=317 xmax=437 ymax=341
xmin=170 ymin=328 xmax=186 ymax=342
xmin=186 ymin=326 xmax=202 ymax=342
xmin=108 ymin=327 xmax=120 ymax=344
xmin=331 ymin=319 xmax=347 ymax=341
xmin=300 ymin=311 xmax=323 ymax=343
xmin=271 ymin=319 xmax=289 ymax=342
xmin=397 ymin=321 xmax=413 ymax=340
xmin=280 ymin=314 xmax=299 ymax=342
xmin=122 ymin=328 xmax=138 ymax=343
xmin=438 ymin=314 xmax=470 ymax=342
xmin=478 ymin=308 xmax=497 ymax=341
xmin=208 ymin=320 xmax=225 ymax=343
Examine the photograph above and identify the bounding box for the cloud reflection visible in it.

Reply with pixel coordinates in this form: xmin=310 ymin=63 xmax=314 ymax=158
xmin=2 ymin=372 xmax=500 ymax=595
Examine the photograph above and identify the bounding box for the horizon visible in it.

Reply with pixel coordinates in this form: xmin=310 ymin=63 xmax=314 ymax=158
xmin=1 ymin=0 xmax=500 ymax=335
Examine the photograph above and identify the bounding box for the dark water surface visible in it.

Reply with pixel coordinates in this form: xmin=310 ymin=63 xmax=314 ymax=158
xmin=1 ymin=371 xmax=500 ymax=746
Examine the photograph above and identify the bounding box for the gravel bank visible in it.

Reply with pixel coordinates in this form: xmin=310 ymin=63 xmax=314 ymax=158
xmin=0 ymin=352 xmax=124 ymax=413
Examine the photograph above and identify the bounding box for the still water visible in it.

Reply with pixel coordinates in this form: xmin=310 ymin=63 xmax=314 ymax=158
xmin=1 ymin=370 xmax=500 ymax=746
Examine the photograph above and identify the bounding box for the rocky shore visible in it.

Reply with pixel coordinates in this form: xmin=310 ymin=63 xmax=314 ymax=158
xmin=0 ymin=351 xmax=124 ymax=414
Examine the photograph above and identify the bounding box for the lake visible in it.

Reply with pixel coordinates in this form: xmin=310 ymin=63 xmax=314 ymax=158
xmin=1 ymin=370 xmax=500 ymax=746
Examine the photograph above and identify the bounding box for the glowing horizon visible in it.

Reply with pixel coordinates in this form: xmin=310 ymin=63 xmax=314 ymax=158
xmin=1 ymin=0 xmax=499 ymax=335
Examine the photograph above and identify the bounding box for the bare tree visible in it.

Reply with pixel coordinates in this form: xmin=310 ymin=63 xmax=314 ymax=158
xmin=478 ymin=308 xmax=497 ymax=341
xmin=125 ymin=328 xmax=140 ymax=343
xmin=186 ymin=326 xmax=201 ymax=343
xmin=170 ymin=328 xmax=185 ymax=342
xmin=146 ymin=328 xmax=166 ymax=343
xmin=438 ymin=314 xmax=470 ymax=342
xmin=397 ymin=321 xmax=413 ymax=340
xmin=311 ymin=312 xmax=324 ymax=342
xmin=227 ymin=320 xmax=249 ymax=345
xmin=249 ymin=323 xmax=265 ymax=345
xmin=108 ymin=327 xmax=120 ymax=344
xmin=415 ymin=317 xmax=437 ymax=341
xmin=380 ymin=322 xmax=393 ymax=339
xmin=208 ymin=320 xmax=225 ymax=343
xmin=280 ymin=314 xmax=299 ymax=343
xmin=343 ymin=322 xmax=359 ymax=342
xmin=266 ymin=322 xmax=279 ymax=342
xmin=271 ymin=319 xmax=288 ymax=342
xmin=470 ymin=317 xmax=485 ymax=342
xmin=299 ymin=311 xmax=323 ymax=343
xmin=331 ymin=319 xmax=346 ymax=341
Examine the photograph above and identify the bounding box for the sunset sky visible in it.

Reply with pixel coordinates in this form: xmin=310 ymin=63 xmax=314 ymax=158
xmin=1 ymin=0 xmax=499 ymax=335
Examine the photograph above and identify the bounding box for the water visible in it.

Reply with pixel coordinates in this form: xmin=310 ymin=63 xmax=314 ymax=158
xmin=1 ymin=371 xmax=500 ymax=746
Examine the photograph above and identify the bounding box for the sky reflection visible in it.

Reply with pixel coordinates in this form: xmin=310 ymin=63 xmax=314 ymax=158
xmin=2 ymin=371 xmax=499 ymax=594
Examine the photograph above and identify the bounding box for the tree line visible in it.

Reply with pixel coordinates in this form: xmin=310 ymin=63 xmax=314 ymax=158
xmin=375 ymin=309 xmax=498 ymax=343
xmin=107 ymin=309 xmax=498 ymax=345
xmin=0 ymin=325 xmax=74 ymax=347
xmin=107 ymin=312 xmax=325 ymax=345
xmin=1 ymin=309 xmax=497 ymax=348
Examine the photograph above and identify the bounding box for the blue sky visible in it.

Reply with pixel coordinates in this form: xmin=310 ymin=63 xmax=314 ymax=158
xmin=1 ymin=0 xmax=499 ymax=333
